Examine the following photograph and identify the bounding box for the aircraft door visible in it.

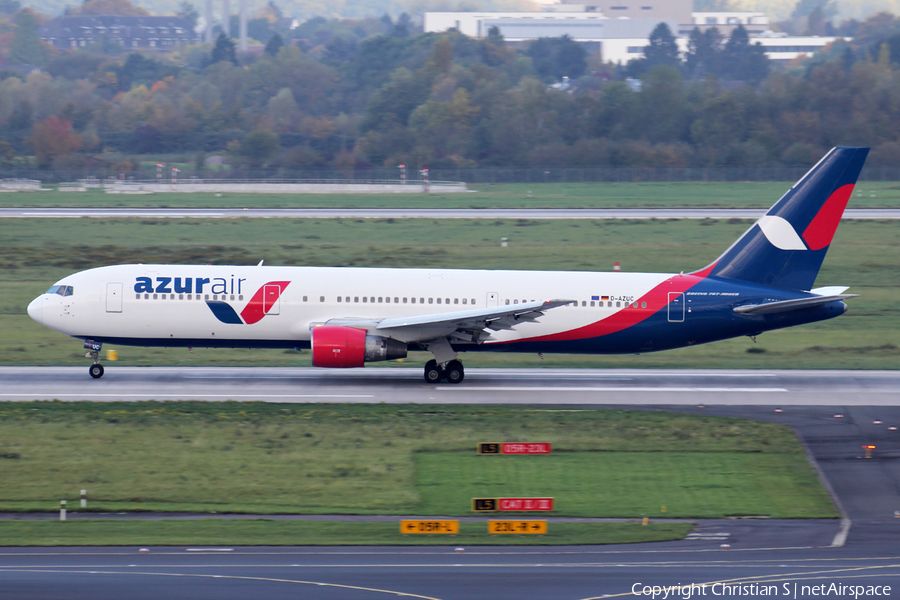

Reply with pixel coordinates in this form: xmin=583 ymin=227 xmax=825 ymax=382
xmin=667 ymin=292 xmax=684 ymax=323
xmin=486 ymin=292 xmax=498 ymax=307
xmin=264 ymin=285 xmax=281 ymax=315
xmin=106 ymin=282 xmax=123 ymax=313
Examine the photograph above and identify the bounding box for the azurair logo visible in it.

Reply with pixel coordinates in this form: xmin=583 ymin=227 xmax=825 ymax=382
xmin=205 ymin=281 xmax=291 ymax=325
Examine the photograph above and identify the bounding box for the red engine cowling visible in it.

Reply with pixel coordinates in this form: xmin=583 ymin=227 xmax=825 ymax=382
xmin=311 ymin=326 xmax=367 ymax=368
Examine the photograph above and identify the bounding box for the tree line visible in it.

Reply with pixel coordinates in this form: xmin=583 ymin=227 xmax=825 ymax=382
xmin=3 ymin=4 xmax=900 ymax=173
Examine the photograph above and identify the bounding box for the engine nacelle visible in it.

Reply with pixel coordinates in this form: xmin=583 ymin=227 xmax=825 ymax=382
xmin=311 ymin=326 xmax=407 ymax=368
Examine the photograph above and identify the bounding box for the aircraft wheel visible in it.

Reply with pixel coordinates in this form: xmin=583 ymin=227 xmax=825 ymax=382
xmin=444 ymin=360 xmax=464 ymax=384
xmin=424 ymin=360 xmax=443 ymax=384
xmin=89 ymin=364 xmax=104 ymax=379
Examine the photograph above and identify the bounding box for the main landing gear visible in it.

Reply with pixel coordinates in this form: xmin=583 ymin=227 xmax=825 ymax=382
xmin=424 ymin=359 xmax=464 ymax=384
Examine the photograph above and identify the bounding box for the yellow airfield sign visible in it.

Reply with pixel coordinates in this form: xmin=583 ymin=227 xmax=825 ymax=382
xmin=488 ymin=520 xmax=548 ymax=534
xmin=400 ymin=520 xmax=460 ymax=534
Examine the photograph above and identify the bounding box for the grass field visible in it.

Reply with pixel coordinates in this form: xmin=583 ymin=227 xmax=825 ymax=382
xmin=0 ymin=403 xmax=836 ymax=520
xmin=1 ymin=216 xmax=897 ymax=369
xmin=3 ymin=181 xmax=900 ymax=209
xmin=0 ymin=520 xmax=692 ymax=547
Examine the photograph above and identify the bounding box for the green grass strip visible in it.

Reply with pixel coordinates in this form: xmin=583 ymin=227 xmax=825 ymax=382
xmin=0 ymin=403 xmax=835 ymax=519
xmin=0 ymin=519 xmax=691 ymax=546
xmin=415 ymin=452 xmax=837 ymax=518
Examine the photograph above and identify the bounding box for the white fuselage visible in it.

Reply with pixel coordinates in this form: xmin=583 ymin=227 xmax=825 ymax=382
xmin=29 ymin=264 xmax=671 ymax=348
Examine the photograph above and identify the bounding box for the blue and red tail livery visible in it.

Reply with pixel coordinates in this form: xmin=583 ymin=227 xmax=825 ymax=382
xmin=28 ymin=147 xmax=869 ymax=383
xmin=708 ymin=147 xmax=868 ymax=291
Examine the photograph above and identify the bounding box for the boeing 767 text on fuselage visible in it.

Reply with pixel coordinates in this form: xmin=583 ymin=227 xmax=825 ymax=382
xmin=28 ymin=147 xmax=869 ymax=383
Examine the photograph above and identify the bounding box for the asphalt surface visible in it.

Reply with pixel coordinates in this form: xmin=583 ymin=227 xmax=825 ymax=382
xmin=3 ymin=207 xmax=900 ymax=219
xmin=3 ymin=366 xmax=899 ymax=406
xmin=2 ymin=368 xmax=899 ymax=599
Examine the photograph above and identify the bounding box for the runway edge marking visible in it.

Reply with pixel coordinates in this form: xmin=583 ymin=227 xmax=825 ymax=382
xmin=794 ymin=430 xmax=851 ymax=547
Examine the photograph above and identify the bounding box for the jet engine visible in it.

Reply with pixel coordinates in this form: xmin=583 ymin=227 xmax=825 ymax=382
xmin=311 ymin=326 xmax=407 ymax=368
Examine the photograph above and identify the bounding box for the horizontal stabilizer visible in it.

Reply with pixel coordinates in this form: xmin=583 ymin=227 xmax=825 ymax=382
xmin=733 ymin=294 xmax=857 ymax=315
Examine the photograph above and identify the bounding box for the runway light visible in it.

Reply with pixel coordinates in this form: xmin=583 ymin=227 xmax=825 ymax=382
xmin=863 ymin=445 xmax=875 ymax=459
xmin=889 ymin=426 xmax=897 ymax=431
xmin=455 ymin=547 xmax=465 ymax=552
xmin=139 ymin=548 xmax=149 ymax=553
xmin=874 ymin=419 xmax=882 ymax=424
xmin=834 ymin=414 xmax=843 ymax=418
xmin=775 ymin=408 xmax=783 ymax=413
xmin=720 ymin=543 xmax=731 ymax=549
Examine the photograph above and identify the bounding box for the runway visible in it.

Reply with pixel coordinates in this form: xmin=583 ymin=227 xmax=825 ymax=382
xmin=2 ymin=530 xmax=900 ymax=600
xmin=3 ymin=367 xmax=899 ymax=599
xmin=2 ymin=367 xmax=899 ymax=405
xmin=3 ymin=207 xmax=900 ymax=219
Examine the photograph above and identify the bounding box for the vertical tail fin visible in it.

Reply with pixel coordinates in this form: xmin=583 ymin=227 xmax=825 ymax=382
xmin=706 ymin=147 xmax=869 ymax=291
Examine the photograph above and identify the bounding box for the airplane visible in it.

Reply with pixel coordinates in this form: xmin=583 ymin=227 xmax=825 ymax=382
xmin=27 ymin=147 xmax=868 ymax=384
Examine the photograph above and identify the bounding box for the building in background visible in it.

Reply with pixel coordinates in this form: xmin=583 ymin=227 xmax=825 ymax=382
xmin=39 ymin=16 xmax=199 ymax=51
xmin=425 ymin=1 xmax=842 ymax=66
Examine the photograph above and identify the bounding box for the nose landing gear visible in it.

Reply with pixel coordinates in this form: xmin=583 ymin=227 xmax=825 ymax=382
xmin=84 ymin=339 xmax=104 ymax=379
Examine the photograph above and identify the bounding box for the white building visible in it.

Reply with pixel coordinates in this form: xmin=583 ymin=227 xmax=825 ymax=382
xmin=424 ymin=5 xmax=842 ymax=65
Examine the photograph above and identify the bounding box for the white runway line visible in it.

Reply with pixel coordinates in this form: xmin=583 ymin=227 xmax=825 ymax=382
xmin=437 ymin=387 xmax=789 ymax=393
xmin=0 ymin=393 xmax=375 ymax=399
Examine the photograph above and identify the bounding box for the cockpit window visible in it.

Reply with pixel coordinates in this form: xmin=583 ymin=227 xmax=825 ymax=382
xmin=46 ymin=285 xmax=73 ymax=296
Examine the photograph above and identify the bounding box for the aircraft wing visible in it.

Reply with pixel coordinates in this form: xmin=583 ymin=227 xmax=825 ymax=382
xmin=318 ymin=299 xmax=574 ymax=345
xmin=733 ymin=294 xmax=857 ymax=315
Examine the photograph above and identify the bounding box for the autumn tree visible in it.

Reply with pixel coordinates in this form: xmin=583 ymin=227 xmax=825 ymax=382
xmin=28 ymin=116 xmax=82 ymax=167
xmin=209 ymin=32 xmax=238 ymax=66
xmin=9 ymin=9 xmax=47 ymax=66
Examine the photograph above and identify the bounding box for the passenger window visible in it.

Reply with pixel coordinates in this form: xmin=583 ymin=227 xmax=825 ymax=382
xmin=411 ymin=298 xmax=416 ymax=304
xmin=205 ymin=294 xmax=209 ymax=300
xmin=505 ymin=299 xmax=510 ymax=305
xmin=590 ymin=301 xmax=595 ymax=307
xmin=345 ymin=297 xmax=350 ymax=303
xmin=378 ymin=297 xmax=383 ymax=303
xmin=403 ymin=298 xmax=408 ymax=303
xmin=363 ymin=297 xmax=368 ymax=303
xmin=616 ymin=301 xmax=621 ymax=307
xmin=608 ymin=301 xmax=612 ymax=307
xmin=471 ymin=299 xmax=475 ymax=305
xmin=454 ymin=299 xmax=458 ymax=304
xmin=370 ymin=297 xmax=375 ymax=303
xmin=437 ymin=298 xmax=441 ymax=304
xmin=135 ymin=294 xmax=140 ymax=299
xmin=337 ymin=297 xmax=342 ymax=303
xmin=582 ymin=301 xmax=586 ymax=307
xmin=420 ymin=298 xmax=424 ymax=304
xmin=429 ymin=298 xmax=433 ymax=304
xmin=354 ymin=297 xmax=359 ymax=303
xmin=320 ymin=296 xmax=325 ymax=302
xmin=445 ymin=298 xmax=449 ymax=304
xmin=154 ymin=294 xmax=159 ymax=300
xmin=463 ymin=299 xmax=467 ymax=305
xmin=394 ymin=297 xmax=399 ymax=303
xmin=179 ymin=294 xmax=184 ymax=300
xmin=641 ymin=301 xmax=647 ymax=308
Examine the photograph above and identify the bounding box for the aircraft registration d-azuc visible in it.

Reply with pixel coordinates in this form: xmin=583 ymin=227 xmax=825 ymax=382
xmin=28 ymin=147 xmax=868 ymax=384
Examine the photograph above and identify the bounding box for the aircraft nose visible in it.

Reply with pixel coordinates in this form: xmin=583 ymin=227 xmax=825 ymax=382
xmin=27 ymin=296 xmax=43 ymax=324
